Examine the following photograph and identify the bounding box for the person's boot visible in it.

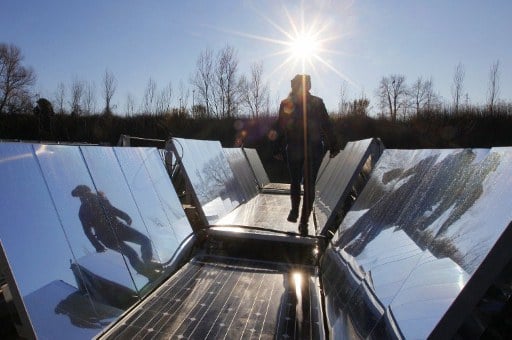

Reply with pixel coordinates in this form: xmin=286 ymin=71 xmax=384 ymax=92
xmin=287 ymin=195 xmax=300 ymax=222
xmin=287 ymin=209 xmax=298 ymax=222
xmin=298 ymin=222 xmax=308 ymax=236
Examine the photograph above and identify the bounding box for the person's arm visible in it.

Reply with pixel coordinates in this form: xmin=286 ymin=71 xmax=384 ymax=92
xmin=271 ymin=100 xmax=288 ymax=160
xmin=110 ymin=204 xmax=133 ymax=225
xmin=318 ymin=98 xmax=340 ymax=157
xmin=101 ymin=197 xmax=133 ymax=225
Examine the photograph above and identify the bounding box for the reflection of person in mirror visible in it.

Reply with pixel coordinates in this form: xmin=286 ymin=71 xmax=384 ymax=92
xmin=72 ymin=185 xmax=160 ymax=280
xmin=271 ymin=74 xmax=340 ymax=236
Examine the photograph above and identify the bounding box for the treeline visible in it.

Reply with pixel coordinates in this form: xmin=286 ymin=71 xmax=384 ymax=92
xmin=2 ymin=42 xmax=510 ymax=121
xmin=2 ymin=106 xmax=512 ymax=148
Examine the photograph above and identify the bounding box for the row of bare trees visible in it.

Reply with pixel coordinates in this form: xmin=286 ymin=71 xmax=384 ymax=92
xmin=1 ymin=41 xmax=507 ymax=119
xmin=1 ymin=42 xmax=272 ymax=118
xmin=374 ymin=60 xmax=503 ymax=121
xmin=190 ymin=45 xmax=270 ymax=119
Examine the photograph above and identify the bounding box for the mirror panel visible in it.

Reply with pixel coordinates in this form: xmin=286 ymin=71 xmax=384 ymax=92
xmin=0 ymin=143 xmax=123 ymax=339
xmin=136 ymin=147 xmax=193 ymax=242
xmin=223 ymin=147 xmax=259 ymax=202
xmin=328 ymin=147 xmax=512 ymax=339
xmin=79 ymin=146 xmax=162 ymax=292
xmin=113 ymin=147 xmax=192 ymax=265
xmin=171 ymin=138 xmax=243 ymax=224
xmin=243 ymin=148 xmax=270 ymax=187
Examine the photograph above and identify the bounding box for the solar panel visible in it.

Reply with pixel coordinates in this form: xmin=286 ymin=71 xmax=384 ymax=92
xmin=101 ymin=256 xmax=324 ymax=339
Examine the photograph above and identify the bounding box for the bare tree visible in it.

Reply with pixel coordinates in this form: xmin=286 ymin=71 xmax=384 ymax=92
xmin=83 ymin=81 xmax=96 ymax=115
xmin=0 ymin=43 xmax=36 ymax=114
xmin=191 ymin=48 xmax=214 ymax=117
xmin=125 ymin=93 xmax=136 ymax=116
xmin=487 ymin=60 xmax=500 ymax=113
xmin=155 ymin=81 xmax=173 ymax=115
xmin=240 ymin=62 xmax=269 ymax=118
xmin=142 ymin=77 xmax=156 ymax=114
xmin=423 ymin=78 xmax=440 ymax=112
xmin=69 ymin=78 xmax=84 ymax=115
xmin=410 ymin=77 xmax=436 ymax=115
xmin=377 ymin=74 xmax=406 ymax=121
xmin=212 ymin=45 xmax=240 ymax=118
xmin=178 ymin=79 xmax=190 ymax=116
xmin=451 ymin=62 xmax=465 ymax=113
xmin=337 ymin=80 xmax=349 ymax=116
xmin=54 ymin=82 xmax=66 ymax=114
xmin=102 ymin=69 xmax=117 ymax=115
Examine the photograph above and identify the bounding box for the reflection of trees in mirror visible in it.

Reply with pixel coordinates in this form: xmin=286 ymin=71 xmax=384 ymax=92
xmin=337 ymin=150 xmax=501 ymax=271
xmin=195 ymin=155 xmax=242 ymax=204
xmin=71 ymin=185 xmax=162 ymax=280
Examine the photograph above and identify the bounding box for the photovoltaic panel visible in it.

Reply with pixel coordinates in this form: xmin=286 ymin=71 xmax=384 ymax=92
xmin=101 ymin=256 xmax=324 ymax=339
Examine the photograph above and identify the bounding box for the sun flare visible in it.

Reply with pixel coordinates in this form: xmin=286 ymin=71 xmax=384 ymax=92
xmin=219 ymin=2 xmax=355 ymax=86
xmin=289 ymin=32 xmax=321 ymax=66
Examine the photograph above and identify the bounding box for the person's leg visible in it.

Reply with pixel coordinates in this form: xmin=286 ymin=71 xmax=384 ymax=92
xmin=118 ymin=225 xmax=154 ymax=263
xmin=287 ymin=159 xmax=303 ymax=222
xmin=299 ymin=150 xmax=324 ymax=234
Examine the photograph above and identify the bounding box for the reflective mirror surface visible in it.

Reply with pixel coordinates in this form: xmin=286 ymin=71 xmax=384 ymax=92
xmin=323 ymin=147 xmax=512 ymax=339
xmin=0 ymin=142 xmax=193 ymax=339
xmin=223 ymin=147 xmax=259 ymax=202
xmin=171 ymin=138 xmax=243 ymax=223
xmin=243 ymin=148 xmax=270 ymax=187
xmin=314 ymin=138 xmax=381 ymax=234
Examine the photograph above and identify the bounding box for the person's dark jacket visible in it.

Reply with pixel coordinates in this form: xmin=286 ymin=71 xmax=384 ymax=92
xmin=274 ymin=92 xmax=338 ymax=161
xmin=79 ymin=193 xmax=132 ymax=251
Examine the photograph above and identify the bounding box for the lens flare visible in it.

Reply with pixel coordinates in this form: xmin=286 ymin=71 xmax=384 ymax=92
xmin=211 ymin=2 xmax=356 ymax=87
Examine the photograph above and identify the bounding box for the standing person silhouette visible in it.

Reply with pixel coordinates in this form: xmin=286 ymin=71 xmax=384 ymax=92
xmin=272 ymin=74 xmax=339 ymax=236
xmin=71 ymin=185 xmax=160 ymax=279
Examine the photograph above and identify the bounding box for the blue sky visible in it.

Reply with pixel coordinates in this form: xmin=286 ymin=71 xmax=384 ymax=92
xmin=1 ymin=0 xmax=511 ymax=114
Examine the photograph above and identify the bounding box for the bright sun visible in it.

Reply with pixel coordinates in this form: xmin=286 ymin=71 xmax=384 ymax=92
xmin=222 ymin=3 xmax=354 ymax=85
xmin=289 ymin=32 xmax=321 ymax=65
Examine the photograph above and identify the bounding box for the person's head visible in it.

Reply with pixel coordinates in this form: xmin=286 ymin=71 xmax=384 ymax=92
xmin=290 ymin=74 xmax=311 ymax=96
xmin=71 ymin=185 xmax=91 ymax=197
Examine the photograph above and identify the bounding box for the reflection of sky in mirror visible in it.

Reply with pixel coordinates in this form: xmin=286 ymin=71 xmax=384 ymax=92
xmin=173 ymin=138 xmax=241 ymax=221
xmin=0 ymin=143 xmax=76 ymax=296
xmin=80 ymin=146 xmax=155 ymax=289
xmin=334 ymin=147 xmax=512 ymax=339
xmin=0 ymin=142 xmax=197 ymax=339
xmin=138 ymin=148 xmax=192 ymax=242
xmin=314 ymin=139 xmax=374 ymax=230
xmin=223 ymin=148 xmax=259 ymax=202
xmin=35 ymin=145 xmax=99 ymax=263
xmin=114 ymin=147 xmax=183 ymax=262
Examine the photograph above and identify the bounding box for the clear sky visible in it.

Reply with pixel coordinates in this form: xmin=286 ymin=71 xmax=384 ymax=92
xmin=1 ymin=0 xmax=511 ymax=114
